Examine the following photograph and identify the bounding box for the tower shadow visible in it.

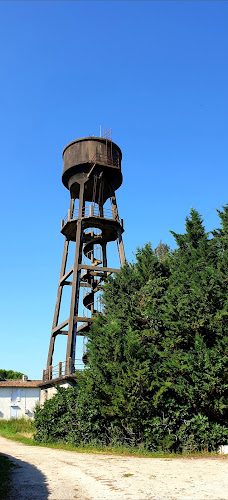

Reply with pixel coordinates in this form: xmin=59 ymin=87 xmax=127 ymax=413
xmin=3 ymin=452 xmax=50 ymax=500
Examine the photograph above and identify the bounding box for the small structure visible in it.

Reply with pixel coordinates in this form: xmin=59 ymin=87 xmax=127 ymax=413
xmin=218 ymin=445 xmax=228 ymax=455
xmin=0 ymin=378 xmax=41 ymax=419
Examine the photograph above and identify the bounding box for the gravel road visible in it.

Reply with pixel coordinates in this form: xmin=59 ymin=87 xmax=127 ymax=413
xmin=0 ymin=436 xmax=228 ymax=500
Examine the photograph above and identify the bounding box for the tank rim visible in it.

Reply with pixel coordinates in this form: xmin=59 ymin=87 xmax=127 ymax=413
xmin=62 ymin=137 xmax=122 ymax=158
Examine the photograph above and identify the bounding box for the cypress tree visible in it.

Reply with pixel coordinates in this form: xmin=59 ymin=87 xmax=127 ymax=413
xmin=34 ymin=209 xmax=228 ymax=451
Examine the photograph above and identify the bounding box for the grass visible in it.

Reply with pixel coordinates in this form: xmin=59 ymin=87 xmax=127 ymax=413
xmin=0 ymin=419 xmax=225 ymax=459
xmin=0 ymin=418 xmax=36 ymax=446
xmin=0 ymin=420 xmax=173 ymax=456
xmin=0 ymin=454 xmax=15 ymax=499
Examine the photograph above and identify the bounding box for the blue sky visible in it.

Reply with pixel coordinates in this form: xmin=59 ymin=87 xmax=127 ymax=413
xmin=0 ymin=1 xmax=227 ymax=379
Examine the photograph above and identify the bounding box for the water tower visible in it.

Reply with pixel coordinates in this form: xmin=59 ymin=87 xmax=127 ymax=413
xmin=42 ymin=131 xmax=125 ymax=383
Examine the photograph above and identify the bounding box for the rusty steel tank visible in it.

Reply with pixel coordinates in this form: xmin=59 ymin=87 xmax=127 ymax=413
xmin=62 ymin=137 xmax=122 ymax=202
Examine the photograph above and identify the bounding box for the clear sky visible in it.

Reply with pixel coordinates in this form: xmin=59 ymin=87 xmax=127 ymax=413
xmin=0 ymin=1 xmax=227 ymax=379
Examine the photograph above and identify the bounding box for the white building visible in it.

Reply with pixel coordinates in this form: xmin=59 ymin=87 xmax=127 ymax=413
xmin=0 ymin=378 xmax=41 ymax=419
xmin=40 ymin=379 xmax=74 ymax=405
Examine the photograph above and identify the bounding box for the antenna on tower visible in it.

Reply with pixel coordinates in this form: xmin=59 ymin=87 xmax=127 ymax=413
xmin=99 ymin=125 xmax=101 ymax=138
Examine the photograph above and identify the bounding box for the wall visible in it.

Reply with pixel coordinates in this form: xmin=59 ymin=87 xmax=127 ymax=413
xmin=40 ymin=381 xmax=71 ymax=405
xmin=0 ymin=387 xmax=40 ymax=419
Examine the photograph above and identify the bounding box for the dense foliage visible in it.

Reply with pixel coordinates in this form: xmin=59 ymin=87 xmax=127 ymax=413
xmin=35 ymin=207 xmax=228 ymax=452
xmin=0 ymin=369 xmax=25 ymax=380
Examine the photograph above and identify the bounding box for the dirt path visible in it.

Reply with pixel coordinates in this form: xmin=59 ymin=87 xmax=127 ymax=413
xmin=0 ymin=436 xmax=228 ymax=500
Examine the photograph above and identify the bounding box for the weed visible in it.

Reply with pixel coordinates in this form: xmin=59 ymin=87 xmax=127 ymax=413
xmin=0 ymin=419 xmax=224 ymax=459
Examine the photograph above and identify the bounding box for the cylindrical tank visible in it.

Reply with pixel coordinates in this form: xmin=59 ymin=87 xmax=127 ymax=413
xmin=62 ymin=137 xmax=122 ymax=201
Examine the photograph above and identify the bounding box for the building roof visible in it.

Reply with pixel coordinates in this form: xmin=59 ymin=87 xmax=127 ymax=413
xmin=0 ymin=380 xmax=42 ymax=388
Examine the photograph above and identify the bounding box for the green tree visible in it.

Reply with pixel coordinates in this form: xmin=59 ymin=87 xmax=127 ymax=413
xmin=0 ymin=369 xmax=25 ymax=380
xmin=34 ymin=208 xmax=228 ymax=452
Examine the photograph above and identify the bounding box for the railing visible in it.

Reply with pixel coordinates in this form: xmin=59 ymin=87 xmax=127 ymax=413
xmin=82 ymin=295 xmax=104 ymax=318
xmin=42 ymin=357 xmax=83 ymax=382
xmin=102 ymin=127 xmax=112 ymax=141
xmin=90 ymin=152 xmax=120 ymax=168
xmin=62 ymin=205 xmax=120 ymax=225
